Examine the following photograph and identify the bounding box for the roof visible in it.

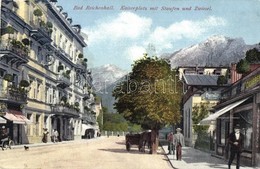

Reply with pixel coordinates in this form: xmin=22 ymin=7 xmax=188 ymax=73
xmin=183 ymin=74 xmax=219 ymax=86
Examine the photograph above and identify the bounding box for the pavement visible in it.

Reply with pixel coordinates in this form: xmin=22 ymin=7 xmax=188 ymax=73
xmin=161 ymin=145 xmax=258 ymax=169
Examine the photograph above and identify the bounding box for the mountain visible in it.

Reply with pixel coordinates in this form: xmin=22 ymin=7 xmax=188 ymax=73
xmin=91 ymin=64 xmax=128 ymax=91
xmin=91 ymin=35 xmax=258 ymax=113
xmin=91 ymin=64 xmax=128 ymax=113
xmin=167 ymin=35 xmax=254 ymax=68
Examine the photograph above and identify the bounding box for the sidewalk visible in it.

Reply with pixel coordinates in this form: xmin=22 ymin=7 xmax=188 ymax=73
xmin=162 ymin=145 xmax=257 ymax=169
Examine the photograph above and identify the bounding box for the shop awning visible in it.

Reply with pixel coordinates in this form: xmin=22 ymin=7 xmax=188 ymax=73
xmin=199 ymin=97 xmax=250 ymax=125
xmin=0 ymin=117 xmax=7 ymax=124
xmin=3 ymin=110 xmax=32 ymax=124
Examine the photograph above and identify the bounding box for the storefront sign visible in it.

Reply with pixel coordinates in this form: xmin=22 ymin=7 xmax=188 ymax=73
xmin=245 ymin=74 xmax=260 ymax=89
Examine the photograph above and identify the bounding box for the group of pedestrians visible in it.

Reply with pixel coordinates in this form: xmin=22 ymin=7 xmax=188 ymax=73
xmin=166 ymin=124 xmax=244 ymax=169
xmin=167 ymin=128 xmax=185 ymax=160
xmin=42 ymin=128 xmax=59 ymax=143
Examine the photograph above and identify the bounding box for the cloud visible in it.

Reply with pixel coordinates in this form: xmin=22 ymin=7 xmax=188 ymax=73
xmin=147 ymin=16 xmax=227 ymax=52
xmin=124 ymin=45 xmax=146 ymax=62
xmin=82 ymin=13 xmax=226 ymax=68
xmin=82 ymin=12 xmax=152 ymax=45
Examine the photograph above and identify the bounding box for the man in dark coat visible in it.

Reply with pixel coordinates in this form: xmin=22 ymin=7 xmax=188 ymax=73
xmin=227 ymin=124 xmax=244 ymax=169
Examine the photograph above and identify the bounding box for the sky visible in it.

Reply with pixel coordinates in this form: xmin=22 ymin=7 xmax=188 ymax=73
xmin=57 ymin=0 xmax=260 ymax=71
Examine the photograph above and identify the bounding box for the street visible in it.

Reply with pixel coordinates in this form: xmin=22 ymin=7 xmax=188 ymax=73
xmin=0 ymin=136 xmax=172 ymax=169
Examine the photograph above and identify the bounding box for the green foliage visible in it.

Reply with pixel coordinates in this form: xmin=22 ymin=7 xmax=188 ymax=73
xmin=103 ymin=112 xmax=128 ymax=131
xmin=5 ymin=26 xmax=15 ymax=34
xmin=74 ymin=102 xmax=79 ymax=107
xmin=19 ymin=80 xmax=30 ymax=87
xmin=113 ymin=55 xmax=183 ymax=130
xmin=21 ymin=38 xmax=30 ymax=46
xmin=236 ymin=59 xmax=250 ymax=74
xmin=33 ymin=8 xmax=43 ymax=17
xmin=3 ymin=74 xmax=13 ymax=82
xmin=58 ymin=65 xmax=64 ymax=71
xmin=245 ymin=48 xmax=260 ymax=63
xmin=60 ymin=96 xmax=67 ymax=103
xmin=192 ymin=102 xmax=210 ymax=134
xmin=78 ymin=53 xmax=84 ymax=58
xmin=217 ymin=75 xmax=227 ymax=85
xmin=46 ymin=21 xmax=53 ymax=28
xmin=128 ymin=123 xmax=142 ymax=133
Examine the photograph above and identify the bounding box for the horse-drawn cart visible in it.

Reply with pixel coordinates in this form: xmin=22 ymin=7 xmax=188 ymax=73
xmin=125 ymin=133 xmax=141 ymax=151
xmin=125 ymin=131 xmax=151 ymax=152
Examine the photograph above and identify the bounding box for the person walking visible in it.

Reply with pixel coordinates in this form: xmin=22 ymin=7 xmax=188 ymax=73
xmin=167 ymin=132 xmax=174 ymax=155
xmin=227 ymin=124 xmax=244 ymax=169
xmin=54 ymin=129 xmax=59 ymax=142
xmin=42 ymin=128 xmax=49 ymax=143
xmin=174 ymin=128 xmax=184 ymax=160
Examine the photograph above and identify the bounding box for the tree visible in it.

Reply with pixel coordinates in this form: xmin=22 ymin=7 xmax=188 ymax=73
xmin=113 ymin=54 xmax=183 ymax=154
xmin=245 ymin=48 xmax=260 ymax=63
xmin=103 ymin=112 xmax=128 ymax=131
xmin=236 ymin=59 xmax=250 ymax=74
xmin=217 ymin=70 xmax=229 ymax=85
xmin=192 ymin=102 xmax=210 ymax=134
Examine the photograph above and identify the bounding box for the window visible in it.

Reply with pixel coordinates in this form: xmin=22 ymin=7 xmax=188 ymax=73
xmin=36 ymin=115 xmax=40 ymax=124
xmin=37 ymin=46 xmax=42 ymax=61
xmin=59 ymin=34 xmax=63 ymax=47
xmin=217 ymin=115 xmax=229 ymax=146
xmin=234 ymin=110 xmax=253 ymax=151
xmin=53 ymin=28 xmax=57 ymax=45
xmin=37 ymin=83 xmax=40 ymax=100
xmin=12 ymin=74 xmax=18 ymax=87
xmin=0 ymin=69 xmax=5 ymax=77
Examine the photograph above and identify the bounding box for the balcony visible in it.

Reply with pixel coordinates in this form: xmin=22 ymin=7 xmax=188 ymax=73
xmin=52 ymin=104 xmax=79 ymax=117
xmin=0 ymin=87 xmax=27 ymax=104
xmin=0 ymin=40 xmax=29 ymax=67
xmin=82 ymin=113 xmax=96 ymax=124
xmin=57 ymin=74 xmax=71 ymax=89
xmin=83 ymin=93 xmax=90 ymax=100
xmin=30 ymin=21 xmax=52 ymax=45
xmin=75 ymin=59 xmax=87 ymax=73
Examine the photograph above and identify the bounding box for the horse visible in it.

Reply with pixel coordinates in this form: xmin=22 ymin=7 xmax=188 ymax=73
xmin=139 ymin=131 xmax=151 ymax=152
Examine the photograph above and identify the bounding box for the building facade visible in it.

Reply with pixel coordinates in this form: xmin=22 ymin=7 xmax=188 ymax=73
xmin=208 ymin=67 xmax=260 ymax=167
xmin=179 ymin=66 xmax=228 ymax=148
xmin=0 ymin=0 xmax=96 ymax=144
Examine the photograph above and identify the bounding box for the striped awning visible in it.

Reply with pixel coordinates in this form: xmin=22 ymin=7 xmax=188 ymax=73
xmin=3 ymin=110 xmax=32 ymax=124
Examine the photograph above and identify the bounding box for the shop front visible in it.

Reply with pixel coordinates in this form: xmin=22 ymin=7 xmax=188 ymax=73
xmin=1 ymin=109 xmax=31 ymax=144
xmin=201 ymin=67 xmax=260 ymax=167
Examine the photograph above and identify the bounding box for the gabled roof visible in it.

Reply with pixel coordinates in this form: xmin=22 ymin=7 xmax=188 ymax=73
xmin=183 ymin=74 xmax=219 ymax=86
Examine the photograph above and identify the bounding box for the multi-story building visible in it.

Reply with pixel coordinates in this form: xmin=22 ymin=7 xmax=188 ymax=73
xmin=0 ymin=0 xmax=96 ymax=144
xmin=200 ymin=64 xmax=260 ymax=167
xmin=179 ymin=66 xmax=229 ymax=148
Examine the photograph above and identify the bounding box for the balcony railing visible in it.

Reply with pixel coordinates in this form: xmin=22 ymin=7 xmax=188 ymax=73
xmin=29 ymin=21 xmax=52 ymax=45
xmin=52 ymin=104 xmax=79 ymax=117
xmin=0 ymin=88 xmax=27 ymax=104
xmin=82 ymin=113 xmax=96 ymax=124
xmin=0 ymin=41 xmax=29 ymax=60
xmin=57 ymin=74 xmax=71 ymax=88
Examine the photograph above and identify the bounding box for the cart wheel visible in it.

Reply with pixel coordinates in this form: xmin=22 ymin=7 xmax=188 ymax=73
xmin=2 ymin=141 xmax=8 ymax=150
xmin=8 ymin=140 xmax=14 ymax=149
xmin=126 ymin=142 xmax=131 ymax=151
